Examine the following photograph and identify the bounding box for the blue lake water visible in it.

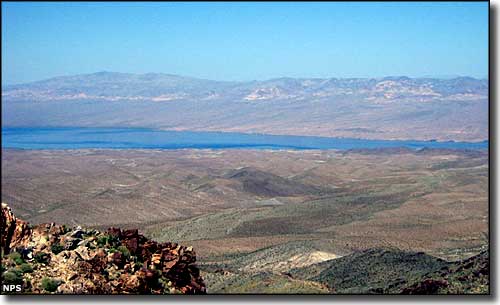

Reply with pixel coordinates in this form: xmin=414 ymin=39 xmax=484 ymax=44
xmin=1 ymin=127 xmax=489 ymax=150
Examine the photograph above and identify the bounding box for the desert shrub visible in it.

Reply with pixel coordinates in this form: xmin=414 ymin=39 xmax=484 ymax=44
xmin=34 ymin=252 xmax=49 ymax=264
xmin=9 ymin=267 xmax=23 ymax=277
xmin=8 ymin=252 xmax=21 ymax=260
xmin=135 ymin=261 xmax=143 ymax=270
xmin=97 ymin=234 xmax=119 ymax=247
xmin=61 ymin=224 xmax=70 ymax=234
xmin=3 ymin=270 xmax=23 ymax=285
xmin=41 ymin=277 xmax=60 ymax=292
xmin=8 ymin=252 xmax=24 ymax=265
xmin=97 ymin=235 xmax=108 ymax=247
xmin=51 ymin=244 xmax=64 ymax=255
xmin=14 ymin=257 xmax=25 ymax=265
xmin=117 ymin=245 xmax=130 ymax=259
xmin=19 ymin=263 xmax=33 ymax=273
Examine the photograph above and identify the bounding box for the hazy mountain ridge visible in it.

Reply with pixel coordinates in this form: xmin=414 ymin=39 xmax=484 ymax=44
xmin=3 ymin=72 xmax=488 ymax=102
xmin=2 ymin=72 xmax=239 ymax=101
xmin=2 ymin=72 xmax=488 ymax=141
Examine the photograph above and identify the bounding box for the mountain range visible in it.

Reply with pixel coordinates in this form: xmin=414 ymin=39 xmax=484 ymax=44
xmin=2 ymin=72 xmax=488 ymax=141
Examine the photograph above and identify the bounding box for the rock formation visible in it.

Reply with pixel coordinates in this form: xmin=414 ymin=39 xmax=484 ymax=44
xmin=0 ymin=203 xmax=206 ymax=294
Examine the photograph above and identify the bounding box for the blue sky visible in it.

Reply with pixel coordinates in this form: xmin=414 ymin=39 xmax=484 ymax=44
xmin=2 ymin=2 xmax=488 ymax=84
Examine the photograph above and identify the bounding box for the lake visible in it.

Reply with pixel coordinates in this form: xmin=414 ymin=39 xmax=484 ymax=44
xmin=1 ymin=127 xmax=489 ymax=150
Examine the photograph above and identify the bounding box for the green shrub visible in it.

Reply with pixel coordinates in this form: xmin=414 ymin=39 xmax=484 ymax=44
xmin=41 ymin=277 xmax=60 ymax=292
xmin=9 ymin=267 xmax=23 ymax=277
xmin=97 ymin=234 xmax=119 ymax=247
xmin=8 ymin=252 xmax=21 ymax=260
xmin=135 ymin=261 xmax=143 ymax=270
xmin=9 ymin=252 xmax=21 ymax=259
xmin=34 ymin=252 xmax=49 ymax=264
xmin=14 ymin=257 xmax=25 ymax=265
xmin=3 ymin=271 xmax=23 ymax=285
xmin=51 ymin=244 xmax=64 ymax=255
xmin=117 ymin=245 xmax=130 ymax=258
xmin=61 ymin=224 xmax=69 ymax=234
xmin=8 ymin=252 xmax=25 ymax=265
xmin=19 ymin=263 xmax=33 ymax=273
xmin=97 ymin=235 xmax=108 ymax=247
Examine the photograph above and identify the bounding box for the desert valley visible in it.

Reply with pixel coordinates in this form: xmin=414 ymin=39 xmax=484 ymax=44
xmin=1 ymin=144 xmax=489 ymax=293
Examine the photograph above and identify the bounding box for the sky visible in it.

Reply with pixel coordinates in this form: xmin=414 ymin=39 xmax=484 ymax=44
xmin=2 ymin=1 xmax=489 ymax=85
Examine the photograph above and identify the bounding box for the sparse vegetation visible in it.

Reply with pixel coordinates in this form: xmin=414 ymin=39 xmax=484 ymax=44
xmin=34 ymin=252 xmax=49 ymax=264
xmin=19 ymin=263 xmax=33 ymax=274
xmin=97 ymin=234 xmax=119 ymax=247
xmin=51 ymin=244 xmax=64 ymax=255
xmin=117 ymin=245 xmax=130 ymax=259
xmin=1 ymin=148 xmax=489 ymax=294
xmin=135 ymin=261 xmax=144 ymax=271
xmin=8 ymin=252 xmax=25 ymax=265
xmin=3 ymin=270 xmax=23 ymax=285
xmin=41 ymin=277 xmax=60 ymax=292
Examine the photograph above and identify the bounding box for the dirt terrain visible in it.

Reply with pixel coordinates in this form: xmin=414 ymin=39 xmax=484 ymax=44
xmin=1 ymin=148 xmax=489 ymax=293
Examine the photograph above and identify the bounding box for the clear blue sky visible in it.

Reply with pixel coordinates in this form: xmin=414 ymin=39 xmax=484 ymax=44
xmin=2 ymin=1 xmax=488 ymax=84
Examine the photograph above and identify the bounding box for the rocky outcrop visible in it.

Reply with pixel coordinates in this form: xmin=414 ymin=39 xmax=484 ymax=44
xmin=1 ymin=203 xmax=32 ymax=254
xmin=0 ymin=203 xmax=206 ymax=294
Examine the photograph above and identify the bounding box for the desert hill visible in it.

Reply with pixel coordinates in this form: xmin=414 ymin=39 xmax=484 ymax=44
xmin=1 ymin=148 xmax=489 ymax=294
xmin=200 ymin=246 xmax=488 ymax=294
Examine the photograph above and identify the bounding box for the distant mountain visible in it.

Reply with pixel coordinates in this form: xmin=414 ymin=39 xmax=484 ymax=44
xmin=2 ymin=72 xmax=238 ymax=101
xmin=2 ymin=72 xmax=488 ymax=103
xmin=2 ymin=72 xmax=488 ymax=141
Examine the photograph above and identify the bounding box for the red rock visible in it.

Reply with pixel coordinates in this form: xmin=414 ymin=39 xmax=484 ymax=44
xmin=107 ymin=227 xmax=122 ymax=239
xmin=163 ymin=260 xmax=178 ymax=271
xmin=1 ymin=203 xmax=206 ymax=294
xmin=122 ymin=229 xmax=138 ymax=239
xmin=122 ymin=237 xmax=139 ymax=254
xmin=1 ymin=203 xmax=32 ymax=253
xmin=110 ymin=251 xmax=124 ymax=267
